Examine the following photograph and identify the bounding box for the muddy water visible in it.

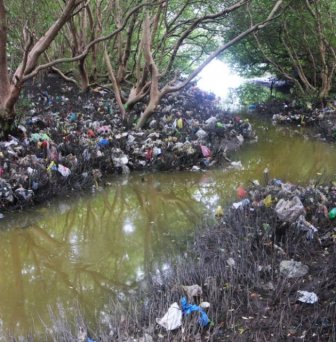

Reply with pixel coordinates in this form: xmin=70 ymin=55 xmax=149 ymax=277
xmin=1 ymin=121 xmax=336 ymax=337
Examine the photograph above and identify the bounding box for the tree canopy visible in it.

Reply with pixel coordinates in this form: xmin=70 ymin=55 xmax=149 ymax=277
xmin=4 ymin=0 xmax=328 ymax=135
xmin=225 ymin=0 xmax=336 ymax=99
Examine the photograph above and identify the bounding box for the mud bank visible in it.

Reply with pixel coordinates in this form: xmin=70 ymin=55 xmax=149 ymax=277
xmin=28 ymin=179 xmax=336 ymax=342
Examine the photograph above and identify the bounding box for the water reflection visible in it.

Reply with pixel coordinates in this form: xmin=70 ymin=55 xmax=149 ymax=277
xmin=1 ymin=122 xmax=336 ymax=337
xmin=0 ymin=173 xmax=219 ymax=337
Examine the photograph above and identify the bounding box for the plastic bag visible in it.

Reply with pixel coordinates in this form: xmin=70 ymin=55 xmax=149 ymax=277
xmin=181 ymin=296 xmax=210 ymax=327
xmin=280 ymin=260 xmax=308 ymax=278
xmin=296 ymin=215 xmax=318 ymax=240
xmin=177 ymin=118 xmax=183 ymax=129
xmin=58 ymin=164 xmax=71 ymax=177
xmin=182 ymin=284 xmax=202 ymax=301
xmin=297 ymin=291 xmax=318 ymax=304
xmin=232 ymin=199 xmax=250 ymax=209
xmin=156 ymin=302 xmax=182 ymax=331
xmin=236 ymin=185 xmax=247 ymax=199
xmin=200 ymin=145 xmax=211 ymax=158
xmin=263 ymin=194 xmax=273 ymax=207
xmin=275 ymin=196 xmax=305 ymax=223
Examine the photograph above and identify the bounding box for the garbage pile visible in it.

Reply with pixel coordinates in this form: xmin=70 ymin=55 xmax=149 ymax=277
xmin=0 ymin=74 xmax=256 ymax=210
xmin=120 ymin=178 xmax=336 ymax=341
xmin=231 ymin=178 xmax=335 ymax=238
xmin=171 ymin=178 xmax=335 ymax=340
xmin=271 ymin=103 xmax=336 ymax=141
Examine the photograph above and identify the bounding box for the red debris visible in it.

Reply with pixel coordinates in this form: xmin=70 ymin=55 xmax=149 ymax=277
xmin=237 ymin=185 xmax=247 ymax=199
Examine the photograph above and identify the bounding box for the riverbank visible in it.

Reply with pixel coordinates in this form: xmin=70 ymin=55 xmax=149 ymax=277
xmin=30 ymin=179 xmax=335 ymax=341
xmin=0 ymin=74 xmax=255 ymax=214
xmin=255 ymin=98 xmax=336 ymax=142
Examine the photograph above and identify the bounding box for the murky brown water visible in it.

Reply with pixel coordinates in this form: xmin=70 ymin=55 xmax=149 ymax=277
xmin=1 ymin=121 xmax=336 ymax=337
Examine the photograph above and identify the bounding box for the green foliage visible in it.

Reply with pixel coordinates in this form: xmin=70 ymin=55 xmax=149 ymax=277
xmin=224 ymin=0 xmax=336 ymax=99
xmin=233 ymin=83 xmax=281 ymax=106
xmin=6 ymin=0 xmax=60 ymax=68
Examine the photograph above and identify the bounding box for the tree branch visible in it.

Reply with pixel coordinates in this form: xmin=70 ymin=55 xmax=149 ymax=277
xmin=165 ymin=0 xmax=285 ymax=93
xmin=22 ymin=1 xmax=165 ymax=81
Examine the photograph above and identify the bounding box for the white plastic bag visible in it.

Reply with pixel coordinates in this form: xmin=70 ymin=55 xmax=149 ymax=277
xmin=275 ymin=196 xmax=305 ymax=223
xmin=297 ymin=291 xmax=318 ymax=304
xmin=156 ymin=303 xmax=182 ymax=331
xmin=58 ymin=164 xmax=71 ymax=177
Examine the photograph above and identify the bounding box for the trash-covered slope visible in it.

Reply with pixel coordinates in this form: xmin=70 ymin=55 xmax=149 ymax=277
xmin=0 ymin=74 xmax=255 ymax=211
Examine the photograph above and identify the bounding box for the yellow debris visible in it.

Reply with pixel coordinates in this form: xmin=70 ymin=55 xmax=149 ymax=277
xmin=263 ymin=194 xmax=273 ymax=207
xmin=215 ymin=205 xmax=224 ymax=217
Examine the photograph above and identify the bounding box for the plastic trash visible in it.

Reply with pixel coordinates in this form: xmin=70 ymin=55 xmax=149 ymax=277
xmin=191 ymin=165 xmax=200 ymax=172
xmin=67 ymin=112 xmax=77 ymax=122
xmin=280 ymin=260 xmax=309 ymax=278
xmin=32 ymin=181 xmax=39 ymax=190
xmin=181 ymin=296 xmax=210 ymax=327
xmin=200 ymin=302 xmax=210 ymax=309
xmin=275 ymin=196 xmax=306 ymax=223
xmin=98 ymin=138 xmax=109 ymax=147
xmin=195 ymin=129 xmax=207 ymax=140
xmin=263 ymin=194 xmax=273 ymax=207
xmin=200 ymin=145 xmax=211 ymax=158
xmin=15 ymin=187 xmax=33 ymax=201
xmin=87 ymin=129 xmax=95 ymax=138
xmin=47 ymin=161 xmax=58 ymax=172
xmin=215 ymin=205 xmax=224 ymax=217
xmin=205 ymin=116 xmax=217 ymax=127
xmin=146 ymin=148 xmax=153 ymax=161
xmin=182 ymin=284 xmax=202 ymax=301
xmin=112 ymin=155 xmax=128 ymax=167
xmin=296 ymin=215 xmax=318 ymax=240
xmin=58 ymin=164 xmax=71 ymax=177
xmin=156 ymin=302 xmax=182 ymax=331
xmin=328 ymin=207 xmax=336 ymax=220
xmin=97 ymin=125 xmax=111 ymax=134
xmin=236 ymin=134 xmax=244 ymax=144
xmin=177 ymin=118 xmax=183 ymax=129
xmin=153 ymin=147 xmax=162 ymax=157
xmin=30 ymin=133 xmax=51 ymax=143
xmin=273 ymin=179 xmax=283 ymax=186
xmin=0 ymin=180 xmax=14 ymax=203
xmin=297 ymin=291 xmax=318 ymax=304
xmin=236 ymin=185 xmax=247 ymax=199
xmin=17 ymin=124 xmax=27 ymax=133
xmin=4 ymin=136 xmax=18 ymax=147
xmin=232 ymin=199 xmax=250 ymax=209
xmin=227 ymin=257 xmax=236 ymax=267
xmin=230 ymin=161 xmax=243 ymax=170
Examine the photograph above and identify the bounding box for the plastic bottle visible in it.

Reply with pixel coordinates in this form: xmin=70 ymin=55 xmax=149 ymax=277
xmin=328 ymin=208 xmax=336 ymax=220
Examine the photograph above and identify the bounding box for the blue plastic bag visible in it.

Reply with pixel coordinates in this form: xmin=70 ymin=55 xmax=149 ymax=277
xmin=180 ymin=296 xmax=209 ymax=327
xmin=98 ymin=138 xmax=110 ymax=147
